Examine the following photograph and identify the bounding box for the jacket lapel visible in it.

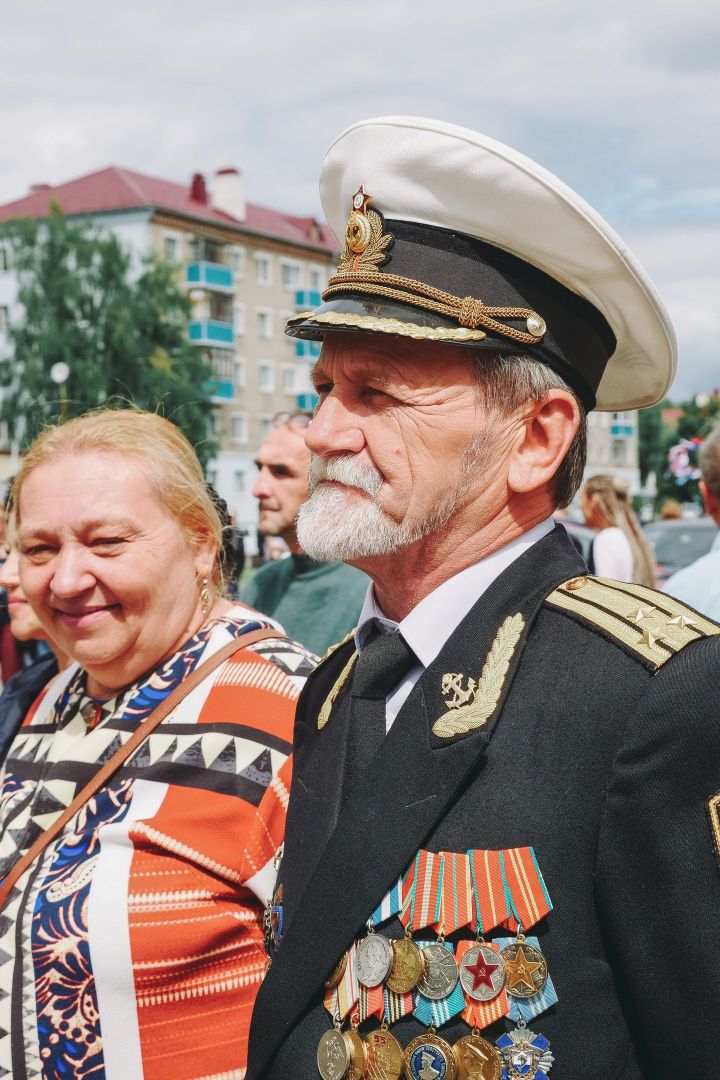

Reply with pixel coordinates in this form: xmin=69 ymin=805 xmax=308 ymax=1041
xmin=251 ymin=527 xmax=585 ymax=1073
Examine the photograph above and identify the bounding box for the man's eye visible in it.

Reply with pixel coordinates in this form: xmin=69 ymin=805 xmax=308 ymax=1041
xmin=23 ymin=545 xmax=55 ymax=560
xmin=90 ymin=538 xmax=126 ymax=551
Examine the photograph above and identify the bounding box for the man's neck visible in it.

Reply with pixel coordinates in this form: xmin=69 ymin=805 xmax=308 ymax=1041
xmin=352 ymin=500 xmax=553 ymax=622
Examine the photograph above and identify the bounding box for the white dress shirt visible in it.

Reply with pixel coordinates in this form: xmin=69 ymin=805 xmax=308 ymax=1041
xmin=354 ymin=518 xmax=555 ymax=730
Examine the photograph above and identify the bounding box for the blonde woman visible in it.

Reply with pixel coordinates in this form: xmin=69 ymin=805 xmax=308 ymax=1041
xmin=581 ymin=474 xmax=656 ymax=586
xmin=0 ymin=409 xmax=315 ymax=1079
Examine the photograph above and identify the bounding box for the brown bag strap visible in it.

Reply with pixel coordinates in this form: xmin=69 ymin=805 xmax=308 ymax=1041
xmin=0 ymin=627 xmax=286 ymax=911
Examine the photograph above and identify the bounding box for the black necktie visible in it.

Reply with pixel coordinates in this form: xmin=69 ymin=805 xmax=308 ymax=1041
xmin=342 ymin=624 xmax=417 ymax=803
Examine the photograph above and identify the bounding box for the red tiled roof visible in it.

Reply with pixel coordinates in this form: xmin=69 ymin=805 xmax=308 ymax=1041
xmin=0 ymin=165 xmax=337 ymax=253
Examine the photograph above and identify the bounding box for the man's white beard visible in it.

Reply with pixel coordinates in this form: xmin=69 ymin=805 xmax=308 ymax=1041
xmin=296 ymin=444 xmax=485 ymax=562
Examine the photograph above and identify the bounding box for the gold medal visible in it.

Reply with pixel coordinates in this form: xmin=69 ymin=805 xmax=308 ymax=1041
xmin=325 ymin=952 xmax=348 ymax=990
xmin=386 ymin=932 xmax=426 ymax=994
xmin=453 ymin=1032 xmax=502 ymax=1080
xmin=500 ymin=935 xmax=548 ymax=999
xmin=317 ymin=1028 xmax=351 ymax=1080
xmin=403 ymin=1030 xmax=457 ymax=1080
xmin=346 ymin=1023 xmax=368 ymax=1080
xmin=365 ymin=1022 xmax=404 ymax=1080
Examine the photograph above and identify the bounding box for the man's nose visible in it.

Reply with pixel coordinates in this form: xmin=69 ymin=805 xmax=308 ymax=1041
xmin=252 ymin=471 xmax=272 ymax=500
xmin=304 ymin=396 xmax=365 ymax=458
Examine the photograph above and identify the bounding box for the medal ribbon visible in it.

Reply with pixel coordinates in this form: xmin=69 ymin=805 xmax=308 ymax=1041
xmin=322 ymin=945 xmax=359 ymax=1021
xmin=434 ymin=851 xmax=473 ymax=935
xmin=358 ymin=981 xmax=385 ymax=1022
xmin=456 ymin=939 xmax=509 ymax=1030
xmin=371 ymin=875 xmax=404 ymax=927
xmin=402 ymin=850 xmax=442 ymax=932
xmin=383 ymin=985 xmax=414 ymax=1024
xmin=494 ymin=934 xmax=558 ymax=1023
xmin=412 ymin=940 xmax=466 ymax=1027
xmin=398 ymin=855 xmax=418 ymax=928
xmin=468 ymin=849 xmax=513 ymax=934
xmin=499 ymin=847 xmax=552 ymax=933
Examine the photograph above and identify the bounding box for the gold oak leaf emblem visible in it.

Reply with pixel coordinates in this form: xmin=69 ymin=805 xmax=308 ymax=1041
xmin=337 ymin=205 xmax=393 ymax=275
xmin=317 ymin=651 xmax=358 ymax=730
xmin=432 ymin=613 xmax=525 ymax=739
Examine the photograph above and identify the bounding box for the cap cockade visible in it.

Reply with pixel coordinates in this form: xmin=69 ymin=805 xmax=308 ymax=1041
xmin=286 ymin=116 xmax=677 ymax=412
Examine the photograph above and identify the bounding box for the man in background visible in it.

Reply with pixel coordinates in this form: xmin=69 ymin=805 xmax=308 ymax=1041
xmin=241 ymin=412 xmax=368 ymax=655
xmin=663 ymin=423 xmax=720 ymax=618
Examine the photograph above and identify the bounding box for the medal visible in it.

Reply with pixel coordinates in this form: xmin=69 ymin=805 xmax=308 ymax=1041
xmin=456 ymin=940 xmax=509 ymax=1031
xmin=453 ymin=1032 xmax=502 ymax=1080
xmin=317 ymin=1027 xmax=351 ymax=1080
xmin=326 ymin=952 xmax=348 ymax=990
xmin=499 ymin=936 xmax=548 ymax=1000
xmin=365 ymin=1021 xmax=404 ymax=1080
xmin=403 ymin=1030 xmax=457 ymax=1080
xmin=495 ymin=1022 xmax=553 ymax=1078
xmin=357 ymin=927 xmax=393 ymax=988
xmin=493 ymin=936 xmax=558 ymax=1025
xmin=418 ymin=942 xmax=459 ymax=1001
xmin=317 ymin=1018 xmax=367 ymax=1080
xmin=458 ymin=943 xmax=505 ymax=1003
xmin=386 ymin=931 xmax=426 ymax=994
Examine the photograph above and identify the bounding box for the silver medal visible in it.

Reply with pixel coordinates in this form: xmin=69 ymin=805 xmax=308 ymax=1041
xmin=417 ymin=941 xmax=459 ymax=1001
xmin=458 ymin=942 xmax=506 ymax=1002
xmin=356 ymin=932 xmax=393 ymax=988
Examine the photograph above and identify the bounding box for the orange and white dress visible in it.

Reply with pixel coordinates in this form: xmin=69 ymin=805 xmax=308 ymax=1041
xmin=0 ymin=610 xmax=315 ymax=1079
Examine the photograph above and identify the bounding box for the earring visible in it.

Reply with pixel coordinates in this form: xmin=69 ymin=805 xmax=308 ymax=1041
xmin=199 ymin=577 xmax=212 ymax=618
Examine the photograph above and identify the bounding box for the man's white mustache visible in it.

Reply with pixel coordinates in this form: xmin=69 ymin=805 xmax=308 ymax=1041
xmin=308 ymin=455 xmax=383 ymax=498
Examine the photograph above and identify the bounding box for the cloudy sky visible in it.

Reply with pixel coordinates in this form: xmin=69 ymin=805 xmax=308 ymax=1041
xmin=2 ymin=0 xmax=719 ymax=401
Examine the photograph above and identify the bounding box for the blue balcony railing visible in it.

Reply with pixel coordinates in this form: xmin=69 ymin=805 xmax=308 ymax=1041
xmin=206 ymin=379 xmax=234 ymax=400
xmin=186 ymin=261 xmax=234 ymax=292
xmin=295 ymin=289 xmax=322 ymax=309
xmin=188 ymin=320 xmax=234 ymax=349
xmin=295 ymin=340 xmax=322 ymax=359
xmin=610 ymin=424 xmax=634 ymax=438
xmin=296 ymin=392 xmax=319 ymax=411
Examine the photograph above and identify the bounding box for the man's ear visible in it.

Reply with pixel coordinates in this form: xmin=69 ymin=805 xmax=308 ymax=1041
xmin=507 ymin=391 xmax=580 ymax=495
xmin=700 ymin=479 xmax=720 ymax=522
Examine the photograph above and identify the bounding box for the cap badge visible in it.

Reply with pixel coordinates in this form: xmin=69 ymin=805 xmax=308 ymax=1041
xmin=339 ymin=187 xmax=394 ymax=274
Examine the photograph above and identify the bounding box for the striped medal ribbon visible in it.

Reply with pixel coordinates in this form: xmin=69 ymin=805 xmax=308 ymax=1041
xmin=399 ymin=850 xmax=443 ymax=932
xmin=412 ymin=940 xmax=466 ymax=1027
xmin=323 ymin=944 xmax=359 ymax=1021
xmin=494 ymin=935 xmax=558 ymax=1024
xmin=499 ymin=847 xmax=553 ymax=933
xmin=433 ymin=851 xmax=474 ymax=935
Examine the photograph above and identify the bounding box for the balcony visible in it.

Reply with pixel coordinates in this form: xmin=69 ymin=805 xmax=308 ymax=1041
xmin=186 ymin=261 xmax=234 ymax=292
xmin=295 ymin=289 xmax=322 ymax=309
xmin=610 ymin=423 xmax=634 ymax=438
xmin=206 ymin=379 xmax=234 ymax=401
xmin=188 ymin=319 xmax=234 ymax=349
xmin=295 ymin=340 xmax=322 ymax=359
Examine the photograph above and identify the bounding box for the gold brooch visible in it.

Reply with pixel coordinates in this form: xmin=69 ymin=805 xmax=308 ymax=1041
xmin=336 ymin=186 xmax=393 ymax=275
xmin=433 ymin=614 xmax=525 ymax=739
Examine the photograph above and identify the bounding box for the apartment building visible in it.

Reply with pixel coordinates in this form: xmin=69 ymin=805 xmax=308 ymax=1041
xmin=0 ymin=166 xmax=337 ymax=539
xmin=584 ymin=409 xmax=640 ymax=492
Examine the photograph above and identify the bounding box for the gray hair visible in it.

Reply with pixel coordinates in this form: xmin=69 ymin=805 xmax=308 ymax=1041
xmin=699 ymin=423 xmax=720 ymax=499
xmin=468 ymin=351 xmax=588 ymax=508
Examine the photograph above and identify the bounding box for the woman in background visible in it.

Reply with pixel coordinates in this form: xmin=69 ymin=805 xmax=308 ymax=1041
xmin=0 ymin=541 xmax=70 ymax=763
xmin=581 ymin=473 xmax=656 ymax=586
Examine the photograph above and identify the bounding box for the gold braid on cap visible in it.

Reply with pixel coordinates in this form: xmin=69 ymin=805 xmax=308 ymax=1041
xmin=321 ymin=190 xmax=547 ymax=346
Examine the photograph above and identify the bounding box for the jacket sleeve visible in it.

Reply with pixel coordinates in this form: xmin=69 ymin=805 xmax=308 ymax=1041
xmin=594 ymin=636 xmax=720 ymax=1075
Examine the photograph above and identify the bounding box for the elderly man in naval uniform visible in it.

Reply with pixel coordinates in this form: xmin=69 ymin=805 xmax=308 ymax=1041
xmin=247 ymin=117 xmax=720 ymax=1080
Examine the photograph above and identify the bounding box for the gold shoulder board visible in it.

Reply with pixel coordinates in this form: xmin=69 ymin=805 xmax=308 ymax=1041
xmin=545 ymin=575 xmax=720 ymax=670
xmin=316 ymin=631 xmax=356 ymax=671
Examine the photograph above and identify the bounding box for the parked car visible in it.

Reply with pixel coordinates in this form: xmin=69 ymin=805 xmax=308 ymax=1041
xmin=643 ymin=517 xmax=718 ymax=587
xmin=554 ymin=518 xmax=596 ymax=564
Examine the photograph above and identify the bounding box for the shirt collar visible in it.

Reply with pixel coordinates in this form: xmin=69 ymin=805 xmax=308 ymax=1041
xmin=355 ymin=517 xmax=554 ymax=666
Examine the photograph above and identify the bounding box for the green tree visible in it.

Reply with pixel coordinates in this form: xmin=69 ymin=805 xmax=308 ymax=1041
xmin=0 ymin=204 xmax=216 ymax=466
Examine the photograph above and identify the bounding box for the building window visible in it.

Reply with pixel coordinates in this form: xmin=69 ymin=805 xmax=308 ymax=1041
xmin=256 ymin=309 xmax=273 ymax=340
xmin=234 ymin=470 xmax=246 ymax=493
xmin=309 ymin=267 xmax=323 ymax=291
xmin=282 ymin=366 xmax=297 ymax=393
xmin=0 ymin=247 xmax=9 ymax=273
xmin=231 ymin=414 xmax=249 ymax=445
xmin=211 ymin=351 xmax=233 ymax=380
xmin=0 ymin=306 xmax=8 ymax=334
xmin=233 ymin=358 xmax=246 ymax=389
xmin=612 ymin=439 xmax=628 ymax=467
xmin=281 ymin=261 xmax=301 ymax=289
xmin=207 ymin=411 xmax=220 ymax=438
xmin=258 ymin=362 xmax=275 ymax=393
xmin=163 ymin=236 xmax=179 ymax=263
xmin=255 ymin=254 xmax=272 ymax=285
xmin=233 ymin=302 xmax=245 ymax=334
xmin=230 ymin=246 xmax=245 ymax=277
xmin=259 ymin=415 xmax=273 ymax=440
